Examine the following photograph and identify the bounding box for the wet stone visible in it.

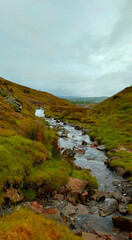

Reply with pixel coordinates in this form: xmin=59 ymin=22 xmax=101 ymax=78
xmin=99 ymin=198 xmax=118 ymax=217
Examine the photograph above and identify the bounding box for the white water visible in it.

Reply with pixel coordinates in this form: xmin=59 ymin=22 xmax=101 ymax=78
xmin=35 ymin=109 xmax=45 ymax=118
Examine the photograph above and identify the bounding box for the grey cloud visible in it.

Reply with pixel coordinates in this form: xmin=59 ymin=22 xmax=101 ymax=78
xmin=0 ymin=0 xmax=132 ymax=97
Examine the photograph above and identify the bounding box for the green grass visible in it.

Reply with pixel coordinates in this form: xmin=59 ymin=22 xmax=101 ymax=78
xmin=23 ymin=188 xmax=36 ymax=201
xmin=46 ymin=86 xmax=132 ymax=180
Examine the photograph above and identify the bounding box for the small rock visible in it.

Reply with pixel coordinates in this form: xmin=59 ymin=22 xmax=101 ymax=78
xmin=31 ymin=201 xmax=43 ymax=214
xmin=75 ymin=125 xmax=82 ymax=130
xmin=92 ymin=230 xmax=116 ymax=240
xmin=61 ymin=202 xmax=76 ymax=217
xmin=118 ymin=204 xmax=128 ymax=214
xmin=90 ymin=145 xmax=96 ymax=148
xmin=112 ymin=192 xmax=123 ymax=203
xmin=4 ymin=188 xmax=23 ymax=203
xmin=115 ymin=166 xmax=125 ymax=176
xmin=82 ymin=141 xmax=88 ymax=146
xmin=82 ymin=129 xmax=89 ymax=135
xmin=54 ymin=194 xmax=64 ymax=201
xmin=66 ymin=177 xmax=87 ymax=194
xmin=112 ymin=216 xmax=132 ymax=232
xmin=75 ymin=204 xmax=89 ymax=216
xmin=99 ymin=198 xmax=118 ymax=217
xmin=63 ymin=149 xmax=75 ymax=158
xmin=73 ymin=146 xmax=85 ymax=154
xmin=129 ymin=232 xmax=132 ymax=240
xmin=80 ymin=191 xmax=88 ymax=205
xmin=97 ymin=145 xmax=105 ymax=151
xmin=67 ymin=191 xmax=78 ymax=205
xmin=43 ymin=208 xmax=61 ymax=221
xmin=91 ymin=190 xmax=106 ymax=202
xmin=82 ymin=232 xmax=97 ymax=240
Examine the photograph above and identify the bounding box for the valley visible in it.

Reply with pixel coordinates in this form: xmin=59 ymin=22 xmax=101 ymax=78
xmin=0 ymin=77 xmax=132 ymax=240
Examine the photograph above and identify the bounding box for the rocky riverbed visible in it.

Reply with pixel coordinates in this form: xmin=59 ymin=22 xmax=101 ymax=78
xmin=29 ymin=109 xmax=132 ymax=239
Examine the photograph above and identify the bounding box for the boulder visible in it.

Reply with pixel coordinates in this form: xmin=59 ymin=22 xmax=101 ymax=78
xmin=61 ymin=202 xmax=76 ymax=217
xmin=66 ymin=177 xmax=87 ymax=194
xmin=112 ymin=216 xmax=132 ymax=232
xmin=99 ymin=198 xmax=118 ymax=216
xmin=115 ymin=166 xmax=125 ymax=176
xmin=4 ymin=188 xmax=23 ymax=203
xmin=97 ymin=145 xmax=105 ymax=151
xmin=75 ymin=204 xmax=89 ymax=216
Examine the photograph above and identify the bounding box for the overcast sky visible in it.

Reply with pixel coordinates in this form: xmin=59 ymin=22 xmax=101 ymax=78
xmin=0 ymin=0 xmax=132 ymax=97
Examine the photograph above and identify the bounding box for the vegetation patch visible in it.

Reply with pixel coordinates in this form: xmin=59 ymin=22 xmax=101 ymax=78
xmin=0 ymin=208 xmax=83 ymax=240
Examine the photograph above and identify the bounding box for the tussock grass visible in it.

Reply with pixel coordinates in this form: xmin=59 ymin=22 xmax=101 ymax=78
xmin=0 ymin=208 xmax=83 ymax=240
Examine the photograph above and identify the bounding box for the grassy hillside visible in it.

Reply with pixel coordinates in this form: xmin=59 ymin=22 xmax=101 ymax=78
xmin=46 ymin=86 xmax=132 ymax=180
xmin=0 ymin=77 xmax=97 ymax=206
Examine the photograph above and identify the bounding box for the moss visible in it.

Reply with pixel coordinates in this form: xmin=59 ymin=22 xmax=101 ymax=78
xmin=0 ymin=208 xmax=83 ymax=240
xmin=128 ymin=204 xmax=132 ymax=214
xmin=23 ymin=188 xmax=36 ymax=201
xmin=26 ymin=158 xmax=72 ymax=190
xmin=109 ymin=151 xmax=132 ymax=174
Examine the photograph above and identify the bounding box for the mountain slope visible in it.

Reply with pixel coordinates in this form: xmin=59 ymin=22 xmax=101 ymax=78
xmin=0 ymin=77 xmax=97 ymax=206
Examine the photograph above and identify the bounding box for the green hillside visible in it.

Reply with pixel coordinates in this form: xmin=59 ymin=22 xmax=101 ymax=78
xmin=46 ymin=86 xmax=132 ymax=180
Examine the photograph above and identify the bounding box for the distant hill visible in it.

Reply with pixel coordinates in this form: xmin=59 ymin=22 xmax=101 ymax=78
xmin=59 ymin=96 xmax=108 ymax=104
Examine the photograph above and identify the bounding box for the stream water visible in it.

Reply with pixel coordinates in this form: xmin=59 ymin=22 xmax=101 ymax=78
xmin=45 ymin=117 xmax=122 ymax=192
xmin=35 ymin=109 xmax=130 ymax=239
